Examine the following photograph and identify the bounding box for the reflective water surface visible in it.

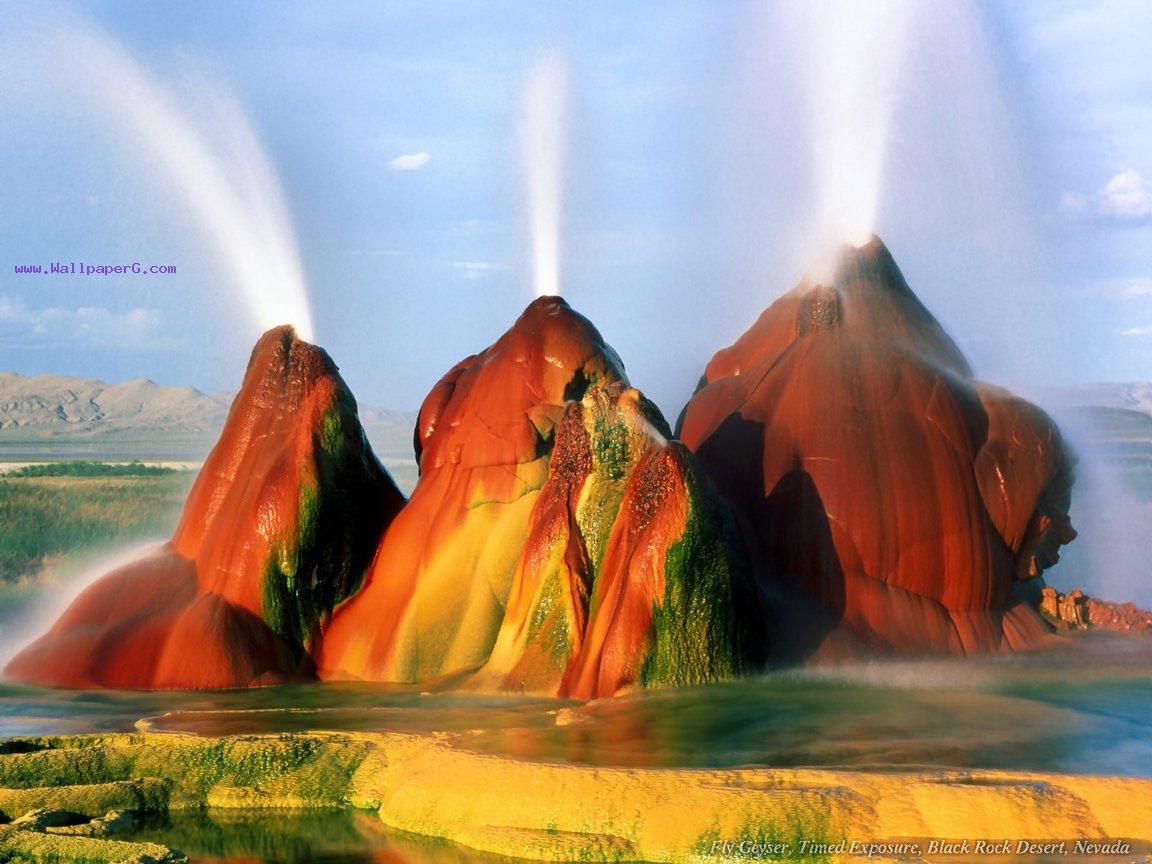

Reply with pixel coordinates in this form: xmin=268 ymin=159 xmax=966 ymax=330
xmin=2 ymin=633 xmax=1150 ymax=863
xmin=121 ymin=808 xmax=525 ymax=863
xmin=3 ymin=633 xmax=1149 ymax=776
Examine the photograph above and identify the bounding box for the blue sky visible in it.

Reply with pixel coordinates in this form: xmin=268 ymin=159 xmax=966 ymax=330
xmin=1 ymin=0 xmax=1150 ymax=414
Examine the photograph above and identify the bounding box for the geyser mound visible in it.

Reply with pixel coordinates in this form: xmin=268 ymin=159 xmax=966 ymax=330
xmin=6 ymin=326 xmax=403 ymax=688
xmin=319 ymin=296 xmax=760 ymax=696
xmin=8 ymin=302 xmax=756 ymax=696
xmin=7 ymin=252 xmax=1084 ymax=692
xmin=678 ymin=236 xmax=1077 ymax=659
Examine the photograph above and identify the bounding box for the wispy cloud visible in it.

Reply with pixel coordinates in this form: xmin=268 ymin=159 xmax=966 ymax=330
xmin=388 ymin=152 xmax=430 ymax=171
xmin=1119 ymin=326 xmax=1152 ymax=337
xmin=0 ymin=295 xmax=172 ymax=349
xmin=1061 ymin=168 xmax=1152 ymax=225
xmin=1123 ymin=278 xmax=1152 ymax=297
xmin=1098 ymin=169 xmax=1152 ymax=221
xmin=453 ymin=261 xmax=508 ymax=280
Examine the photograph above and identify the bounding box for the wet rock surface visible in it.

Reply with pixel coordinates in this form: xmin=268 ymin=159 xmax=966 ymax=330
xmin=319 ymin=296 xmax=630 ymax=686
xmin=6 ymin=327 xmax=404 ymax=689
xmin=0 ymin=727 xmax=1149 ymax=863
xmin=320 ymin=298 xmax=758 ymax=696
xmin=1 ymin=807 xmax=183 ymax=862
xmin=475 ymin=382 xmax=760 ymax=697
xmin=678 ymin=237 xmax=1077 ymax=660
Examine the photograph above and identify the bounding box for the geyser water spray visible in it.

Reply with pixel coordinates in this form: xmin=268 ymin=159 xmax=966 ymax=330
xmin=520 ymin=50 xmax=569 ymax=299
xmin=784 ymin=0 xmax=917 ymax=279
xmin=0 ymin=539 xmax=167 ymax=668
xmin=0 ymin=6 xmax=314 ymax=342
xmin=801 ymin=0 xmax=916 ymax=246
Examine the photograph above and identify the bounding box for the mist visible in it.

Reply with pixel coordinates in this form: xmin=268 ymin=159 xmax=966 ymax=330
xmin=1048 ymin=406 xmax=1152 ymax=609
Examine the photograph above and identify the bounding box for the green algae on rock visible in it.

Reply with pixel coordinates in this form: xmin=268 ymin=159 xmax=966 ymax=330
xmin=0 ymin=826 xmax=186 ymax=864
xmin=642 ymin=465 xmax=764 ymax=688
xmin=0 ymin=780 xmax=171 ymax=822
xmin=6 ymin=327 xmax=406 ymax=689
xmin=477 ymin=381 xmax=760 ymax=698
xmin=2 ymin=728 xmax=1152 ymax=863
xmin=0 ymin=734 xmax=370 ymax=810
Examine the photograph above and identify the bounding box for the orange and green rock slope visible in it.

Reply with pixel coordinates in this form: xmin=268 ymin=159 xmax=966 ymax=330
xmin=319 ymin=297 xmax=759 ymax=696
xmin=6 ymin=326 xmax=403 ymax=688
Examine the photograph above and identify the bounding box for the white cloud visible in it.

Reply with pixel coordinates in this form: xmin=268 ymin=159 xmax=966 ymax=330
xmin=453 ymin=261 xmax=508 ymax=280
xmin=388 ymin=152 xmax=430 ymax=171
xmin=1119 ymin=326 xmax=1152 ymax=337
xmin=1097 ymin=169 xmax=1152 ymax=221
xmin=0 ymin=295 xmax=170 ymax=348
xmin=1063 ymin=169 xmax=1152 ymax=225
xmin=1123 ymin=279 xmax=1152 ymax=297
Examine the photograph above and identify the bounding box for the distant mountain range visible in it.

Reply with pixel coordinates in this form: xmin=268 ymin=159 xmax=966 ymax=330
xmin=0 ymin=371 xmax=417 ymax=462
xmin=3 ymin=370 xmax=1151 ymax=463
xmin=1054 ymin=382 xmax=1152 ymax=416
xmin=0 ymin=372 xmax=232 ymax=438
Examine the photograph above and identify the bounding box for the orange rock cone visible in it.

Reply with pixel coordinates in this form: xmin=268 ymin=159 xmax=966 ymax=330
xmin=319 ymin=298 xmax=758 ymax=695
xmin=318 ymin=297 xmax=628 ymax=684
xmin=677 ymin=237 xmax=1076 ymax=659
xmin=6 ymin=326 xmax=403 ymax=688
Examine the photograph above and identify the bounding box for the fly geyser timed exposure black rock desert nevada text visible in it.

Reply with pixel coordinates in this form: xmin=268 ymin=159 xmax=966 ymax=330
xmin=2 ymin=3 xmax=1152 ymax=864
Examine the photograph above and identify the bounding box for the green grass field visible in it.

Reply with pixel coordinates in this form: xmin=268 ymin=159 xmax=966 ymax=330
xmin=4 ymin=460 xmax=184 ymax=479
xmin=0 ymin=454 xmax=419 ymax=639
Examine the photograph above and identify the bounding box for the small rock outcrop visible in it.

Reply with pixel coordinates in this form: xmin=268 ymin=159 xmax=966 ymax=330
xmin=1039 ymin=585 xmax=1152 ymax=635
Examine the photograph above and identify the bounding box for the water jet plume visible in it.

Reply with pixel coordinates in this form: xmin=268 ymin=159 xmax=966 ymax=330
xmin=786 ymin=0 xmax=918 ymax=249
xmin=520 ymin=50 xmax=569 ymax=299
xmin=0 ymin=5 xmax=314 ymax=341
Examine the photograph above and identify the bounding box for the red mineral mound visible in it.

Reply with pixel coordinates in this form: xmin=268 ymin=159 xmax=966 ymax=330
xmin=678 ymin=237 xmax=1076 ymax=659
xmin=318 ymin=297 xmax=629 ymax=684
xmin=6 ymin=326 xmax=403 ymax=689
xmin=319 ymin=297 xmax=758 ymax=695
